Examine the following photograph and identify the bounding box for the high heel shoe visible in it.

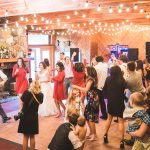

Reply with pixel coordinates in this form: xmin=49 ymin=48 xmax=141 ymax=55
xmin=103 ymin=134 xmax=108 ymax=143
xmin=120 ymin=140 xmax=124 ymax=149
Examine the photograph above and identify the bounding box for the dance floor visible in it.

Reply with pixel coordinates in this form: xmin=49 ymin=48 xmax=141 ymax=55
xmin=0 ymin=97 xmax=132 ymax=150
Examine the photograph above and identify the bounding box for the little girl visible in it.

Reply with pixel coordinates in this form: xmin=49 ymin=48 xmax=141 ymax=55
xmin=65 ymin=88 xmax=83 ymax=121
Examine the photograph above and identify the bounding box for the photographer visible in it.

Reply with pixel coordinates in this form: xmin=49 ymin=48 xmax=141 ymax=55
xmin=17 ymin=80 xmax=43 ymax=150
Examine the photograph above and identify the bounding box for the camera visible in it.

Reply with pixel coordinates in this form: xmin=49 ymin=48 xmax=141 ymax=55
xmin=14 ymin=111 xmax=24 ymax=121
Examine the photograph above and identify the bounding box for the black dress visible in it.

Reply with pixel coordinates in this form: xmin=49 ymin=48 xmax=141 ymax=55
xmin=84 ymin=78 xmax=99 ymax=123
xmin=103 ymin=76 xmax=126 ymax=118
xmin=18 ymin=90 xmax=43 ymax=134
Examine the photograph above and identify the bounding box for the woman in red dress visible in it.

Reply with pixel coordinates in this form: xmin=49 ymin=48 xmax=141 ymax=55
xmin=52 ymin=62 xmax=66 ymax=118
xmin=12 ymin=58 xmax=30 ymax=107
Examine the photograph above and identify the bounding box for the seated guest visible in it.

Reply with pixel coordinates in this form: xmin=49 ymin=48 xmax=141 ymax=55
xmin=0 ymin=69 xmax=11 ymax=123
xmin=48 ymin=113 xmax=83 ymax=150
xmin=128 ymin=92 xmax=150 ymax=149
xmin=124 ymin=92 xmax=150 ymax=133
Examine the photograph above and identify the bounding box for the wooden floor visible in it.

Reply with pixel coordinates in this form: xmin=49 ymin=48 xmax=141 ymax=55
xmin=0 ymin=115 xmax=132 ymax=150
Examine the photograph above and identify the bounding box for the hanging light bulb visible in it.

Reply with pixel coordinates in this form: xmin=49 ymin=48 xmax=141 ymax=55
xmin=82 ymin=14 xmax=86 ymax=18
xmin=46 ymin=19 xmax=49 ymax=24
xmin=97 ymin=5 xmax=101 ymax=12
xmin=16 ymin=22 xmax=19 ymax=27
xmin=24 ymin=26 xmax=27 ymax=30
xmin=140 ymin=8 xmax=144 ymax=13
xmin=25 ymin=18 xmax=29 ymax=22
xmin=57 ymin=18 xmax=60 ymax=22
xmin=109 ymin=7 xmax=113 ymax=13
xmin=33 ymin=14 xmax=37 ymax=18
xmin=126 ymin=7 xmax=130 ymax=12
xmin=66 ymin=15 xmax=70 ymax=19
xmin=119 ymin=4 xmax=124 ymax=8
xmin=34 ymin=19 xmax=37 ymax=23
xmin=41 ymin=17 xmax=45 ymax=21
xmin=6 ymin=20 xmax=9 ymax=24
xmin=4 ymin=10 xmax=8 ymax=17
xmin=4 ymin=24 xmax=7 ymax=29
xmin=85 ymin=1 xmax=89 ymax=8
xmin=118 ymin=7 xmax=122 ymax=13
xmin=133 ymin=4 xmax=138 ymax=10
xmin=74 ymin=11 xmax=78 ymax=15
xmin=146 ymin=14 xmax=150 ymax=19
xmin=20 ymin=16 xmax=24 ymax=21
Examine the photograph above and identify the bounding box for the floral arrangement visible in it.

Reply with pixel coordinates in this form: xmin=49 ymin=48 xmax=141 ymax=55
xmin=0 ymin=41 xmax=10 ymax=59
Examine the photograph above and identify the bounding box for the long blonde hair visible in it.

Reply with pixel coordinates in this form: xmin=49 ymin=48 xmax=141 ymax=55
xmin=29 ymin=80 xmax=41 ymax=94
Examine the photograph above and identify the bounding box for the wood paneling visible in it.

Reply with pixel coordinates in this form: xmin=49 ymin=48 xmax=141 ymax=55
xmin=91 ymin=30 xmax=150 ymax=60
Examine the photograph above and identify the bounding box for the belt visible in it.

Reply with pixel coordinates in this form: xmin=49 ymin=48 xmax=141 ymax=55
xmin=65 ymin=77 xmax=73 ymax=79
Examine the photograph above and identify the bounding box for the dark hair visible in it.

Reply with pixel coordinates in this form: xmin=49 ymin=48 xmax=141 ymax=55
xmin=110 ymin=65 xmax=123 ymax=77
xmin=119 ymin=55 xmax=128 ymax=63
xmin=39 ymin=62 xmax=47 ymax=69
xmin=86 ymin=66 xmax=98 ymax=85
xmin=136 ymin=60 xmax=144 ymax=71
xmin=74 ymin=62 xmax=84 ymax=72
xmin=68 ymin=113 xmax=79 ymax=126
xmin=17 ymin=57 xmax=26 ymax=68
xmin=127 ymin=61 xmax=136 ymax=71
xmin=56 ymin=62 xmax=64 ymax=71
xmin=60 ymin=52 xmax=65 ymax=55
xmin=44 ymin=58 xmax=50 ymax=67
xmin=77 ymin=116 xmax=86 ymax=127
xmin=95 ymin=56 xmax=104 ymax=63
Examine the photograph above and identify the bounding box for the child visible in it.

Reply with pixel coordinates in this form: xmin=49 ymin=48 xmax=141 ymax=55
xmin=72 ymin=116 xmax=87 ymax=144
xmin=124 ymin=92 xmax=150 ymax=143
xmin=64 ymin=88 xmax=83 ymax=122
xmin=124 ymin=92 xmax=150 ymax=132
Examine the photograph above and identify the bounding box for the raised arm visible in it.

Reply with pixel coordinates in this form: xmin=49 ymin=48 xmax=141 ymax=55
xmin=72 ymin=79 xmax=93 ymax=93
xmin=129 ymin=122 xmax=149 ymax=138
xmin=52 ymin=71 xmax=65 ymax=82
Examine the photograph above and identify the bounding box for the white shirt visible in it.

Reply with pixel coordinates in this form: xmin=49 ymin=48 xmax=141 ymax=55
xmin=64 ymin=63 xmax=73 ymax=78
xmin=0 ymin=70 xmax=7 ymax=80
xmin=94 ymin=62 xmax=108 ymax=90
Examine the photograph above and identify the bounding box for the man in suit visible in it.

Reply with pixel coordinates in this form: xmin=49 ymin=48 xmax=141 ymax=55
xmin=0 ymin=69 xmax=11 ymax=123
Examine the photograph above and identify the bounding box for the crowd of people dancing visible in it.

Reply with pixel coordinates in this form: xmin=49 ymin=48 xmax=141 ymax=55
xmin=0 ymin=52 xmax=150 ymax=150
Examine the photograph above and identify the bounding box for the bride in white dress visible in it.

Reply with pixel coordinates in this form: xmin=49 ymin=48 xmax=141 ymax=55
xmin=37 ymin=62 xmax=57 ymax=116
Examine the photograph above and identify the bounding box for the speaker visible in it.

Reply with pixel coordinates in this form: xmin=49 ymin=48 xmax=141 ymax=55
xmin=127 ymin=48 xmax=138 ymax=61
xmin=70 ymin=48 xmax=79 ymax=62
xmin=146 ymin=42 xmax=150 ymax=63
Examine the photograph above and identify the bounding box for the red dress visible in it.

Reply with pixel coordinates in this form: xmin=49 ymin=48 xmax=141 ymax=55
xmin=12 ymin=64 xmax=30 ymax=94
xmin=52 ymin=71 xmax=66 ymax=101
xmin=71 ymin=59 xmax=86 ymax=87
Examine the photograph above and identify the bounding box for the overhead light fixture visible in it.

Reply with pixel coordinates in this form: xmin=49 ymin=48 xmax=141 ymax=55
xmin=119 ymin=4 xmax=124 ymax=8
xmin=34 ymin=19 xmax=37 ymax=23
xmin=16 ymin=22 xmax=19 ymax=27
xmin=33 ymin=14 xmax=37 ymax=18
xmin=82 ymin=14 xmax=86 ymax=18
xmin=66 ymin=15 xmax=70 ymax=19
xmin=74 ymin=11 xmax=78 ymax=15
xmin=20 ymin=16 xmax=24 ymax=21
xmin=146 ymin=14 xmax=150 ymax=19
xmin=126 ymin=7 xmax=130 ymax=12
xmin=57 ymin=18 xmax=60 ymax=22
xmin=25 ymin=18 xmax=29 ymax=22
xmin=41 ymin=17 xmax=45 ymax=21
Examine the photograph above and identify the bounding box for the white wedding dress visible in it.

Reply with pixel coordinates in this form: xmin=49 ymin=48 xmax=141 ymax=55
xmin=38 ymin=70 xmax=57 ymax=116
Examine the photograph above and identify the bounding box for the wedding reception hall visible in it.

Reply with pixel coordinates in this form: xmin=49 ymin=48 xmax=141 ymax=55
xmin=0 ymin=0 xmax=150 ymax=150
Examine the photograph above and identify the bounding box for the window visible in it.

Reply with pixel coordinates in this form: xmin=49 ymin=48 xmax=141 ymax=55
xmin=28 ymin=34 xmax=49 ymax=45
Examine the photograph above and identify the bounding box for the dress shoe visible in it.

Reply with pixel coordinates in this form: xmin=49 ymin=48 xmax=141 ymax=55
xmin=103 ymin=134 xmax=108 ymax=143
xmin=100 ymin=116 xmax=107 ymax=120
xmin=124 ymin=138 xmax=134 ymax=146
xmin=120 ymin=140 xmax=124 ymax=149
xmin=3 ymin=117 xmax=11 ymax=123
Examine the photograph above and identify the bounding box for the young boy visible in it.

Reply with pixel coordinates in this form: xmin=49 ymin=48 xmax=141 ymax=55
xmin=72 ymin=116 xmax=87 ymax=144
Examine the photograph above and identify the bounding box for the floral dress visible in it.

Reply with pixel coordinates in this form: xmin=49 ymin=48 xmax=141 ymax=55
xmin=84 ymin=78 xmax=99 ymax=123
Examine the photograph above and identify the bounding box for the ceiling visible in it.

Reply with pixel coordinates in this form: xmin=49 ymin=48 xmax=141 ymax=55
xmin=0 ymin=0 xmax=150 ymax=33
